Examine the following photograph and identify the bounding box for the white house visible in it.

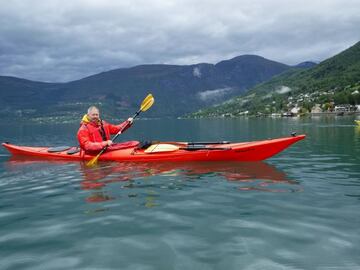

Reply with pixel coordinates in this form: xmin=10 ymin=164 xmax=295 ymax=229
xmin=290 ymin=107 xmax=301 ymax=114
xmin=311 ymin=104 xmax=322 ymax=113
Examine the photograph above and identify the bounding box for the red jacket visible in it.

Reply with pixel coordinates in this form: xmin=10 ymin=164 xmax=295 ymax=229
xmin=77 ymin=115 xmax=131 ymax=153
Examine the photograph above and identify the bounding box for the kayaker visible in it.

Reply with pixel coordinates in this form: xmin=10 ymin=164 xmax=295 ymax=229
xmin=77 ymin=106 xmax=133 ymax=155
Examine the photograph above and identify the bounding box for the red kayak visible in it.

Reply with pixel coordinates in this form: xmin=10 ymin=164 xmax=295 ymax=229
xmin=2 ymin=134 xmax=305 ymax=162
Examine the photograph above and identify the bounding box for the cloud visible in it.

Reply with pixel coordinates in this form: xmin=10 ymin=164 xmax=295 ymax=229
xmin=0 ymin=0 xmax=359 ymax=82
xmin=197 ymin=87 xmax=233 ymax=102
xmin=193 ymin=67 xmax=202 ymax=78
xmin=276 ymin=86 xmax=292 ymax=94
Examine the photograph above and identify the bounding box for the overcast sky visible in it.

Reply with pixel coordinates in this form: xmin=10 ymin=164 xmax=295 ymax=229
xmin=0 ymin=0 xmax=359 ymax=82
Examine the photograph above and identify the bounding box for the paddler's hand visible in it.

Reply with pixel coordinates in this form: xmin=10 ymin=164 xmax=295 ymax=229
xmin=127 ymin=117 xmax=134 ymax=124
xmin=103 ymin=140 xmax=113 ymax=147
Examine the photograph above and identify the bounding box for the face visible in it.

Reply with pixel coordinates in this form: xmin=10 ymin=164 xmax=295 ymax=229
xmin=88 ymin=108 xmax=100 ymax=122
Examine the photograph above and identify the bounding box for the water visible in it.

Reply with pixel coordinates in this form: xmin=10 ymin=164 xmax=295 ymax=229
xmin=0 ymin=117 xmax=359 ymax=270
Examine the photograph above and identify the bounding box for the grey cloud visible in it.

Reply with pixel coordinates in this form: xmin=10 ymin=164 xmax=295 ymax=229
xmin=198 ymin=87 xmax=234 ymax=102
xmin=0 ymin=0 xmax=359 ymax=82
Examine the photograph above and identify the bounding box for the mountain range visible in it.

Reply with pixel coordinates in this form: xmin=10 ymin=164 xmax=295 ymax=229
xmin=0 ymin=55 xmax=312 ymax=121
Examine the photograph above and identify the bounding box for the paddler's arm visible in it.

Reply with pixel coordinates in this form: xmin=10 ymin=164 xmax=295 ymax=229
xmin=108 ymin=118 xmax=134 ymax=135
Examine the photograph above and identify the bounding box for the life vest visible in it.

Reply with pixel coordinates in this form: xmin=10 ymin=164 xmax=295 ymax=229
xmin=79 ymin=114 xmax=112 ymax=142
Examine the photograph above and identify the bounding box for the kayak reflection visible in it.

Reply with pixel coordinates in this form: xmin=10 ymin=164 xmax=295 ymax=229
xmin=6 ymin=157 xmax=300 ymax=203
xmin=79 ymin=161 xmax=295 ymax=183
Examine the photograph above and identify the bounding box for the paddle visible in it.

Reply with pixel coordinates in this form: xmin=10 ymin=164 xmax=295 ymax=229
xmin=86 ymin=93 xmax=155 ymax=166
xmin=144 ymin=143 xmax=231 ymax=153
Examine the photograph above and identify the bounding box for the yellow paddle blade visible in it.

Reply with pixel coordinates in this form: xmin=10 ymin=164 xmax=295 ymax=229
xmin=86 ymin=153 xmax=101 ymax=167
xmin=144 ymin=143 xmax=179 ymax=153
xmin=140 ymin=93 xmax=154 ymax=112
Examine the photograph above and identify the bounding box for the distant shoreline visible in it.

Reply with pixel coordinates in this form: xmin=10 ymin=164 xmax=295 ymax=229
xmin=0 ymin=112 xmax=359 ymax=124
xmin=310 ymin=112 xmax=360 ymax=116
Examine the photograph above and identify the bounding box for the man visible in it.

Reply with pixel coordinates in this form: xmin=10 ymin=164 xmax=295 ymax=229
xmin=77 ymin=106 xmax=134 ymax=154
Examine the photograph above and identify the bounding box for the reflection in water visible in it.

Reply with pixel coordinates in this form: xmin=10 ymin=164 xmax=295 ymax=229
xmin=79 ymin=161 xmax=300 ymax=195
xmin=85 ymin=191 xmax=114 ymax=203
xmin=5 ymin=157 xmax=300 ymax=206
xmin=355 ymin=125 xmax=360 ymax=135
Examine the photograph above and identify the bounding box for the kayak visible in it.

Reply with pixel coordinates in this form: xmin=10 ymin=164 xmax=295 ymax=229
xmin=2 ymin=135 xmax=305 ymax=162
xmin=2 ymin=134 xmax=305 ymax=162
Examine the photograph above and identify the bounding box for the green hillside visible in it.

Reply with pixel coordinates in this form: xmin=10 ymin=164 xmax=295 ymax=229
xmin=190 ymin=41 xmax=360 ymax=117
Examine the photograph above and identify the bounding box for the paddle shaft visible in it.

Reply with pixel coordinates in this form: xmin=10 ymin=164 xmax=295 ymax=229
xmin=96 ymin=110 xmax=141 ymax=157
xmin=149 ymin=141 xmax=231 ymax=147
xmin=188 ymin=141 xmax=230 ymax=145
xmin=181 ymin=146 xmax=231 ymax=151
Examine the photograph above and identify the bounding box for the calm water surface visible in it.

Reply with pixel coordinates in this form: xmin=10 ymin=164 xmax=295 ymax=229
xmin=0 ymin=117 xmax=359 ymax=270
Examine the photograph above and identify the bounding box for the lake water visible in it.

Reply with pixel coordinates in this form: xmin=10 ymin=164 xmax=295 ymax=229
xmin=0 ymin=117 xmax=359 ymax=270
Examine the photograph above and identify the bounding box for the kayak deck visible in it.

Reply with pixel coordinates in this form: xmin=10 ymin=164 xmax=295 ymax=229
xmin=2 ymin=134 xmax=306 ymax=162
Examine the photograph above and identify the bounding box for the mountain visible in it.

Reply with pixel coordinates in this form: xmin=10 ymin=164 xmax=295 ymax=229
xmin=294 ymin=61 xmax=317 ymax=68
xmin=0 ymin=76 xmax=64 ymax=117
xmin=190 ymin=41 xmax=360 ymax=117
xmin=0 ymin=55 xmax=291 ymax=121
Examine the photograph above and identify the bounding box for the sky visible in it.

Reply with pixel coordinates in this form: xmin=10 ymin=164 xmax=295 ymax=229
xmin=0 ymin=0 xmax=359 ymax=82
